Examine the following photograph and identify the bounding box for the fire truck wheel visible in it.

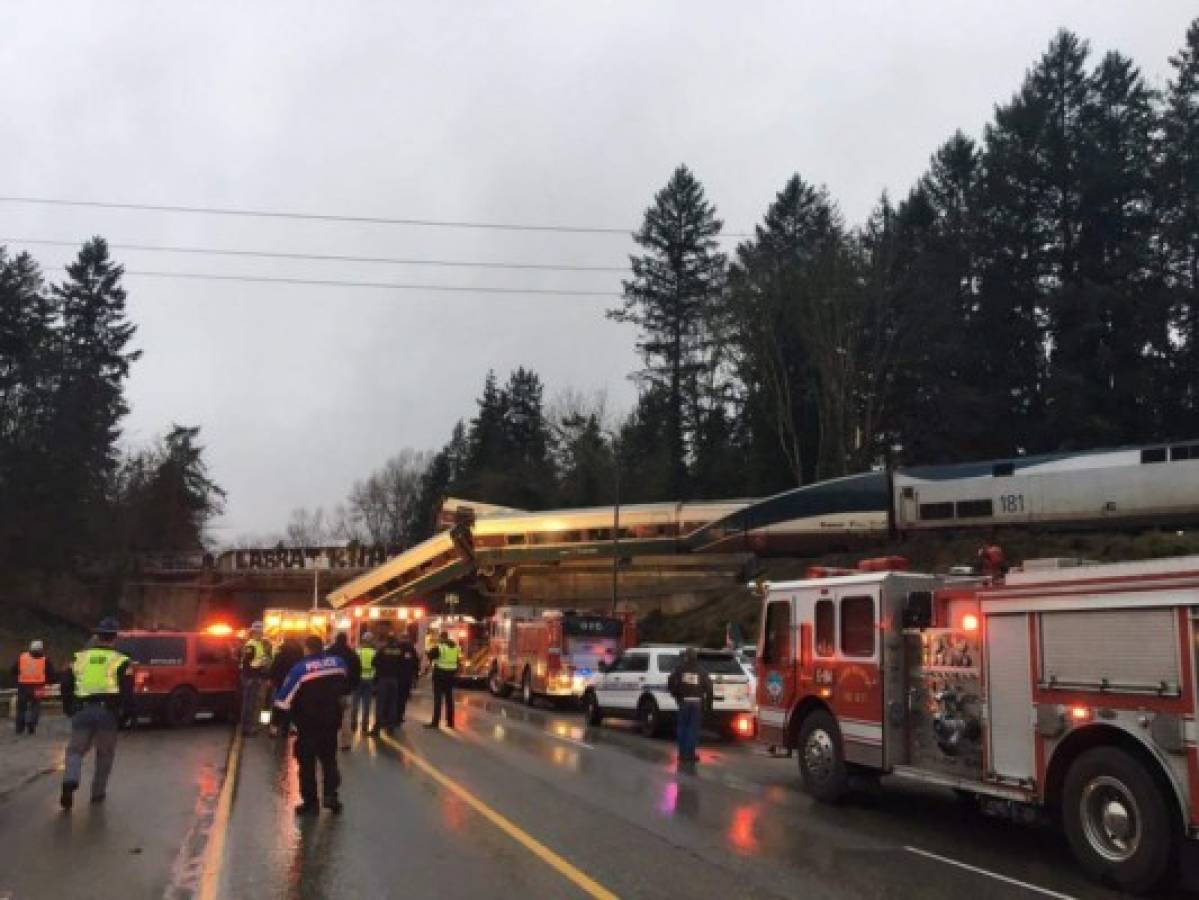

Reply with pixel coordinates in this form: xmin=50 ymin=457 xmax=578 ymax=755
xmin=521 ymin=669 xmax=535 ymax=706
xmin=488 ymin=666 xmax=511 ymax=698
xmin=164 ymin=687 xmax=199 ymax=728
xmin=1062 ymin=746 xmax=1175 ymax=894
xmin=583 ymin=691 xmax=603 ymax=726
xmin=797 ymin=710 xmax=849 ymax=803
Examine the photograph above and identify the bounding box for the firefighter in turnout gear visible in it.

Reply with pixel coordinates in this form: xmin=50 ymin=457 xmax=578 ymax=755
xmin=240 ymin=621 xmax=272 ymax=736
xmin=426 ymin=631 xmax=460 ymax=729
xmin=59 ymin=617 xmax=132 ymax=810
xmin=10 ymin=639 xmax=56 ymax=735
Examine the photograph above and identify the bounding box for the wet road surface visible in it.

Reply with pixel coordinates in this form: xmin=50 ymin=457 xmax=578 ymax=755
xmin=215 ymin=687 xmax=1178 ymax=899
xmin=3 ymin=694 xmax=1196 ymax=898
xmin=0 ymin=721 xmax=231 ymax=900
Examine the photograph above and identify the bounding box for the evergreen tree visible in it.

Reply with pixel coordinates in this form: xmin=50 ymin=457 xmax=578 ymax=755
xmin=555 ymin=412 xmax=613 ymax=507
xmin=1159 ymin=19 xmax=1199 ymax=433
xmin=610 ymin=165 xmax=727 ymax=498
xmin=501 ymin=367 xmax=556 ymax=508
xmin=616 ymin=386 xmax=676 ymax=502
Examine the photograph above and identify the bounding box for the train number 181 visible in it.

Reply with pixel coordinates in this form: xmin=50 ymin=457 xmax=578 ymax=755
xmin=999 ymin=494 xmax=1026 ymax=514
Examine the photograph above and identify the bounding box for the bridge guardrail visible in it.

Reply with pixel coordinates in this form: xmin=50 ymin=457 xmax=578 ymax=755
xmin=0 ymin=685 xmax=62 ymax=718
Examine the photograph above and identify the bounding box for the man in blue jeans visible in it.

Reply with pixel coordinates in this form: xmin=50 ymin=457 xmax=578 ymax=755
xmin=668 ymin=648 xmax=713 ymax=764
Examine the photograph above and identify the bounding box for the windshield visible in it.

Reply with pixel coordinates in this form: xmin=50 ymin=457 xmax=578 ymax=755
xmin=698 ymin=653 xmax=744 ymax=675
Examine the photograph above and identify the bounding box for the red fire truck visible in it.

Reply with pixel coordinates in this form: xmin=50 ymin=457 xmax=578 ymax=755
xmin=754 ymin=554 xmax=1199 ymax=894
xmin=488 ymin=606 xmax=637 ymax=705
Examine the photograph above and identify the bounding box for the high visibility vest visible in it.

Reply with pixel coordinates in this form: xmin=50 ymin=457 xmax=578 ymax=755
xmin=357 ymin=647 xmax=376 ymax=680
xmin=72 ymin=647 xmax=128 ymax=698
xmin=17 ymin=653 xmax=47 ymax=685
xmin=435 ymin=644 xmax=460 ymax=671
xmin=245 ymin=639 xmax=271 ymax=670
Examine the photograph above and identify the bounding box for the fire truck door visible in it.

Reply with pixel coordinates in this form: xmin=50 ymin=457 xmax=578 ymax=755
xmin=758 ymin=598 xmax=797 ymax=743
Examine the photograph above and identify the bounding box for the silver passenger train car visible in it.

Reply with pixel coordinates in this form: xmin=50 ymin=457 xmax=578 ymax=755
xmin=892 ymin=440 xmax=1199 ymax=532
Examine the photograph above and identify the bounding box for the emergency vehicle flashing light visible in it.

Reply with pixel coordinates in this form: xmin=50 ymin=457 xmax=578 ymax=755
xmin=205 ymin=623 xmax=234 ymax=636
xmin=1070 ymin=705 xmax=1092 ymax=722
xmin=732 ymin=713 xmax=755 ymax=737
xmin=961 ymin=613 xmax=979 ymax=632
xmin=369 ymin=608 xmax=381 ymax=619
xmin=264 ymin=614 xmax=282 ymax=627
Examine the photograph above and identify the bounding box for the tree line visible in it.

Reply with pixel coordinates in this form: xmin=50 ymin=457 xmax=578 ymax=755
xmin=399 ymin=21 xmax=1199 ymax=537
xmin=0 ymin=238 xmax=224 ymax=575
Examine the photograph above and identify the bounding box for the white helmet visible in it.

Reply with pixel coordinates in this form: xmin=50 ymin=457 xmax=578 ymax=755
xmin=29 ymin=639 xmax=44 ymax=653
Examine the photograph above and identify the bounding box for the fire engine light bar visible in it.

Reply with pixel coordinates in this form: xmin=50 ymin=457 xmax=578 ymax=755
xmin=369 ymin=608 xmax=381 ymax=619
xmin=264 ymin=614 xmax=282 ymax=627
xmin=205 ymin=623 xmax=233 ymax=636
xmin=354 ymin=608 xmax=364 ymax=618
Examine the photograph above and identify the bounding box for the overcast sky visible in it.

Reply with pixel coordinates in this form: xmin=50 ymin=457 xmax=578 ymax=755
xmin=2 ymin=2 xmax=1195 ymax=541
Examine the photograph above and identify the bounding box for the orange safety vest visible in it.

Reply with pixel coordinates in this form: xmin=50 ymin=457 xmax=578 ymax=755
xmin=17 ymin=652 xmax=47 ymax=685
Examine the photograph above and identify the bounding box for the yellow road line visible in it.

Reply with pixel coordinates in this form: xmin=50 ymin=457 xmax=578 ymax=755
xmin=379 ymin=733 xmax=618 ymax=900
xmin=197 ymin=729 xmax=244 ymax=900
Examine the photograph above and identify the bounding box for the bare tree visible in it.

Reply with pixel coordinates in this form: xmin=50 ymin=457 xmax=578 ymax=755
xmin=348 ymin=448 xmax=431 ymax=546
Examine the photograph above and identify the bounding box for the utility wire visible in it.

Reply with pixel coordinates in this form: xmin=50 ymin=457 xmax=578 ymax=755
xmin=0 ymin=195 xmax=752 ymax=238
xmin=48 ymin=267 xmax=620 ymax=297
xmin=4 ymin=236 xmax=626 ymax=273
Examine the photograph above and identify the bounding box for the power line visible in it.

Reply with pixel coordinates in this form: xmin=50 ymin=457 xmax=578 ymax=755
xmin=0 ymin=195 xmax=752 ymax=238
xmin=48 ymin=267 xmax=620 ymax=297
xmin=4 ymin=236 xmax=627 ymax=273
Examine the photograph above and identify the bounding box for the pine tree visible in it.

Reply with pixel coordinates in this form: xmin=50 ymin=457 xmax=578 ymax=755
xmin=556 ymin=412 xmax=613 ymax=507
xmin=610 ymin=165 xmax=727 ymax=498
xmin=501 ymin=367 xmax=556 ymax=508
xmin=1159 ymin=18 xmax=1199 ymax=433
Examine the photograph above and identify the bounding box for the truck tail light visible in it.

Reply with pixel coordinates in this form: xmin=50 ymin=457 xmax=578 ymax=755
xmin=732 ymin=713 xmax=755 ymax=737
xmin=1070 ymin=705 xmax=1092 ymax=723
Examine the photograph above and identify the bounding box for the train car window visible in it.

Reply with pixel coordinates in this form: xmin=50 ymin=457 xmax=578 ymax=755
xmin=762 ymin=600 xmax=791 ymax=664
xmin=918 ymin=502 xmax=955 ymax=521
xmin=840 ymin=596 xmax=876 ymax=658
xmin=900 ymin=486 xmax=915 ymax=499
xmin=506 ymin=534 xmax=526 ymax=545
xmin=1141 ymin=447 xmax=1167 ymax=464
xmin=992 ymin=462 xmax=1014 ymax=477
xmin=1170 ymin=445 xmax=1195 ymax=461
xmin=956 ymin=499 xmax=994 ymax=518
xmin=815 ymin=600 xmax=835 ymax=657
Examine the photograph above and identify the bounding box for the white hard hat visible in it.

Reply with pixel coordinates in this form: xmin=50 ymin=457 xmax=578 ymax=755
xmin=30 ymin=639 xmax=43 ymax=652
xmin=361 ymin=631 xmax=374 ymax=643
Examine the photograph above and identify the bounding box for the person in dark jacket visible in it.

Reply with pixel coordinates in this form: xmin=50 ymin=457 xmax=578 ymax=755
xmin=268 ymin=638 xmax=304 ymax=737
xmin=668 ymin=648 xmax=713 ymax=764
xmin=327 ymin=633 xmax=361 ymax=750
xmin=371 ymin=633 xmax=420 ymax=735
xmin=10 ymin=639 xmax=57 ymax=735
xmin=274 ymin=635 xmax=348 ymax=815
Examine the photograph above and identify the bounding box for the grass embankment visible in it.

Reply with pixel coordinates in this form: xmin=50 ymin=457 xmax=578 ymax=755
xmin=641 ymin=528 xmax=1199 ymax=648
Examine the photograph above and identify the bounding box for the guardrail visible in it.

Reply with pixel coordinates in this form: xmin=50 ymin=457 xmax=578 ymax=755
xmin=0 ymin=685 xmax=62 ymax=718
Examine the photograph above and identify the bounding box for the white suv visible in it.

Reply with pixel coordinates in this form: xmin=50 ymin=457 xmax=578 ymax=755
xmin=581 ymin=646 xmax=756 ymax=739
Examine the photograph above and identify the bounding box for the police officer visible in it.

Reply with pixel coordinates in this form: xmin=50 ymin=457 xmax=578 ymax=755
xmin=350 ymin=632 xmax=376 ymax=734
xmin=426 ymin=631 xmax=460 ymax=729
xmin=274 ymin=635 xmax=348 ymax=815
xmin=370 ymin=632 xmax=418 ymax=735
xmin=59 ymin=617 xmax=132 ymax=809
xmin=11 ymin=639 xmax=56 ymax=736
xmin=668 ymin=648 xmax=713 ymax=764
xmin=240 ymin=622 xmax=272 ymax=736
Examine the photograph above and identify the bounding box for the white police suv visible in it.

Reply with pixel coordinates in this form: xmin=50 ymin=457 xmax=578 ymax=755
xmin=581 ymin=645 xmax=756 ymax=739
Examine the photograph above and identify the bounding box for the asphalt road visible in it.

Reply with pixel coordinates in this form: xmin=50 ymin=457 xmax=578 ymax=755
xmin=2 ymin=693 xmax=1195 ymax=899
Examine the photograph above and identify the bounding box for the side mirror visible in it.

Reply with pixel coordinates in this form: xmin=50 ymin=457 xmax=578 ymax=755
xmin=903 ymin=591 xmax=933 ymax=629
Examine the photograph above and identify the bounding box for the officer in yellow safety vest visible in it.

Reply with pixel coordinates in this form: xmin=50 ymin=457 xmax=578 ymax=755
xmin=10 ymin=639 xmax=57 ymax=736
xmin=240 ymin=622 xmax=273 ymax=736
xmin=350 ymin=632 xmax=376 ymax=734
xmin=425 ymin=631 xmax=460 ymax=729
xmin=59 ymin=617 xmax=132 ymax=810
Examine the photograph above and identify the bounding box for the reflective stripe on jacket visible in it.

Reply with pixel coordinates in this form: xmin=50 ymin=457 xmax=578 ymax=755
xmin=357 ymin=647 xmax=376 ymax=680
xmin=72 ymin=648 xmax=129 ymax=697
xmin=17 ymin=652 xmax=46 ymax=685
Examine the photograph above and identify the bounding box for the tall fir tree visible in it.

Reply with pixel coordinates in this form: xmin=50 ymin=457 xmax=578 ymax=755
xmin=610 ymin=165 xmax=727 ymax=498
xmin=1159 ymin=19 xmax=1199 ymax=433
